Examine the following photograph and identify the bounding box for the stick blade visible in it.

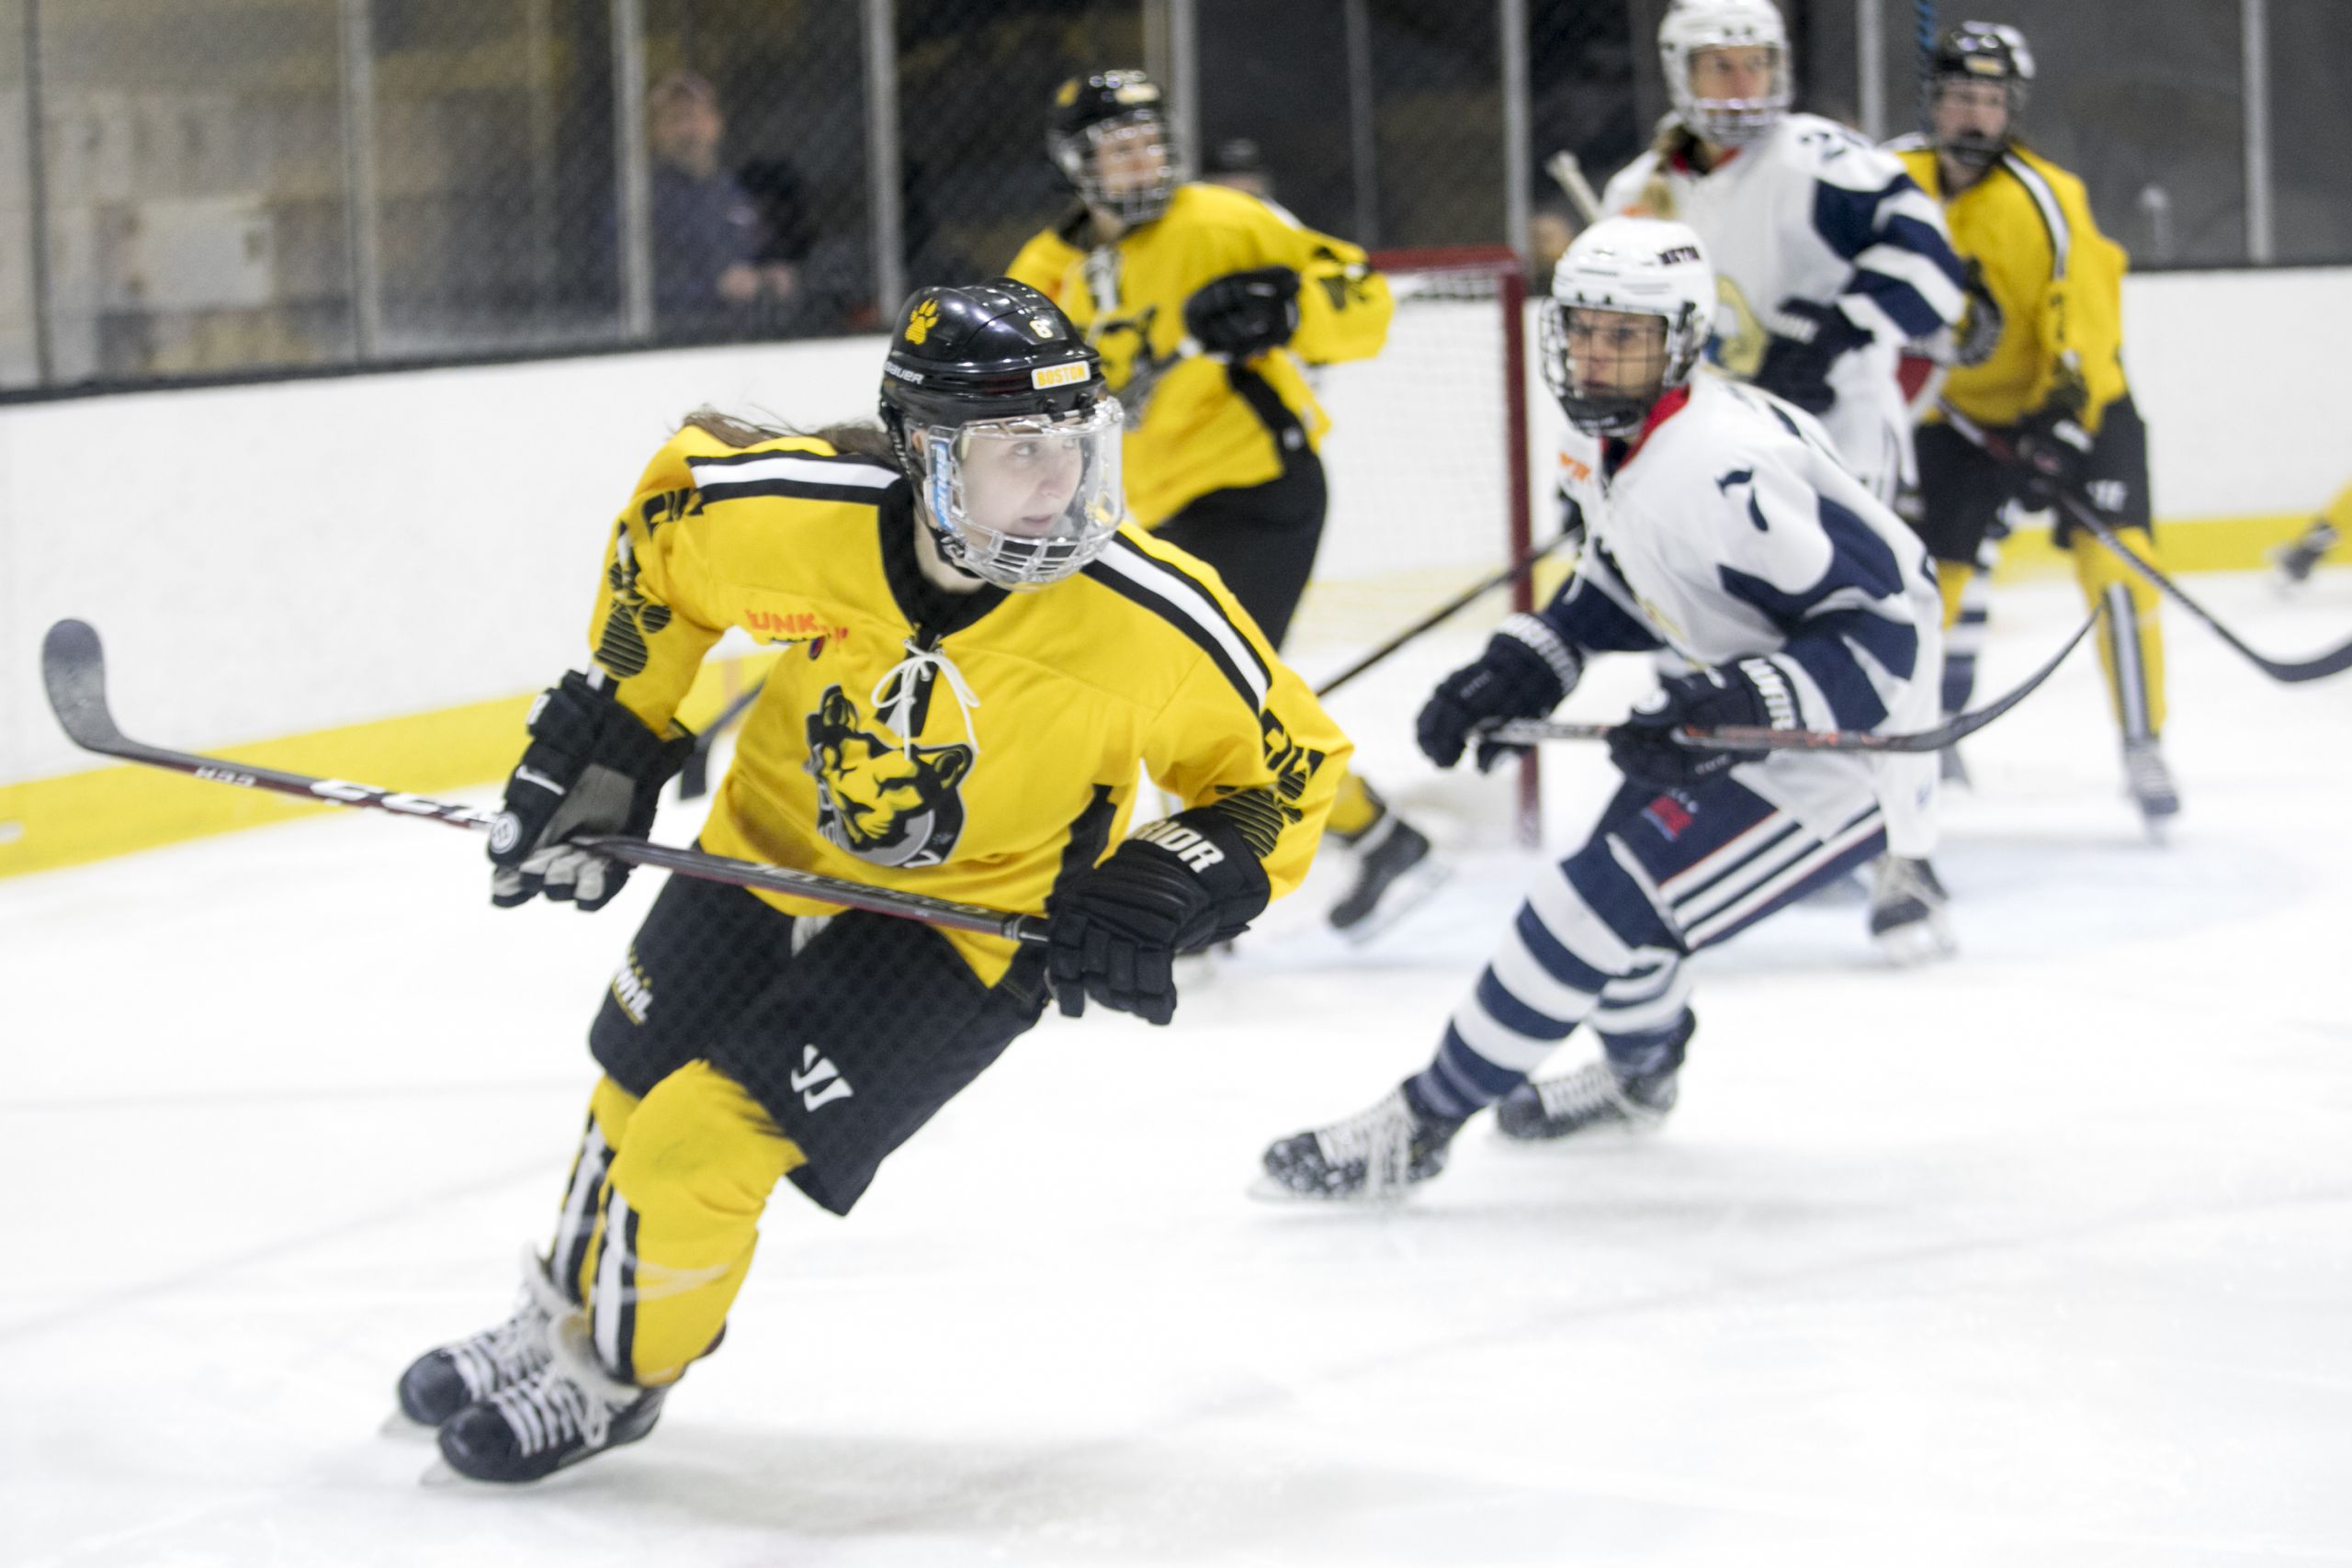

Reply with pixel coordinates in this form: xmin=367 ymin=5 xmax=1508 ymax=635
xmin=41 ymin=618 xmax=126 ymax=752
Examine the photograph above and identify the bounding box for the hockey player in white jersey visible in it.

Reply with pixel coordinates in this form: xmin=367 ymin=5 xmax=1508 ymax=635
xmin=1260 ymin=218 xmax=1945 ymax=1201
xmin=1600 ymin=0 xmax=1965 ymax=502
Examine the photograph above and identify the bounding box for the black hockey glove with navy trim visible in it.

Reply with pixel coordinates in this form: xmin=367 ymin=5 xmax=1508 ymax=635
xmin=1182 ymin=265 xmax=1302 ymax=359
xmin=489 ymin=671 xmax=693 ymax=912
xmin=1752 ymin=298 xmax=1875 ymax=416
xmin=1417 ymin=614 xmax=1583 ymax=773
xmin=1608 ymin=659 xmax=1800 ymax=790
xmin=1048 ymin=811 xmax=1271 ymax=1026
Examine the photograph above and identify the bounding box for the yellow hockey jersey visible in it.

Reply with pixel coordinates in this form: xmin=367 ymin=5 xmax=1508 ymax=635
xmin=1005 ymin=182 xmax=1394 ymax=526
xmin=584 ymin=423 xmax=1351 ymax=983
xmin=1893 ymin=139 xmax=2131 ymax=431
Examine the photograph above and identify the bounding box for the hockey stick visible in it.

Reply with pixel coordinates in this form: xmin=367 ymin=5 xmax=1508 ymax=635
xmin=1544 ymin=150 xmax=1604 ymax=226
xmin=1314 ymin=530 xmax=1579 ymax=700
xmin=1480 ymin=604 xmax=2101 ymax=755
xmin=40 ymin=619 xmax=1049 ymax=945
xmin=678 ymin=677 xmax=763 ymax=800
xmin=1939 ymin=401 xmax=2352 ymax=683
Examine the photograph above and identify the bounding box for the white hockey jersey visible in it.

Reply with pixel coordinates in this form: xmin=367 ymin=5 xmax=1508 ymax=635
xmin=1601 ymin=114 xmax=1965 ymax=498
xmin=1542 ymin=373 xmax=1944 ymax=857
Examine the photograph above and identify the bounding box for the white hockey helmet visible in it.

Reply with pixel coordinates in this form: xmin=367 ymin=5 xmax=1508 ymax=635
xmin=1541 ymin=216 xmax=1716 ymax=436
xmin=1659 ymin=0 xmax=1792 ymax=148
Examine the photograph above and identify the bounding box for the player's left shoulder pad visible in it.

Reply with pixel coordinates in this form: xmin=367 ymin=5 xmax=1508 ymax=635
xmin=1777 ymin=112 xmax=1909 ymax=193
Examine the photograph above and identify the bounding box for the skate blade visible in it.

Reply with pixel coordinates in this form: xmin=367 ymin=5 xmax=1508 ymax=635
xmin=380 ymin=1409 xmax=437 ymax=1441
xmin=1244 ymin=1174 xmax=1411 ymax=1206
xmin=1873 ymin=917 xmax=1956 ymax=968
xmin=1332 ymin=860 xmax=1453 ymax=947
xmin=418 ymin=1457 xmax=464 ymax=1487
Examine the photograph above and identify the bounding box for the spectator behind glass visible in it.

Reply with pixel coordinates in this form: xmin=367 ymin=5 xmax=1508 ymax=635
xmin=1200 ymin=137 xmax=1273 ymax=201
xmin=645 ymin=71 xmax=798 ymax=338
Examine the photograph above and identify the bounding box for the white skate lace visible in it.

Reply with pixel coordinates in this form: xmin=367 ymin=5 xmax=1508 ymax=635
xmin=447 ymin=1299 xmax=553 ymax=1400
xmin=487 ymin=1364 xmax=611 ymax=1456
xmin=446 ymin=1247 xmax=572 ymax=1399
xmin=1531 ymin=1062 xmax=1631 ymax=1124
xmin=1312 ymin=1090 xmax=1417 ymax=1194
xmin=2123 ymin=741 xmax=2177 ymax=803
xmin=1871 ymin=856 xmax=1949 ymax=918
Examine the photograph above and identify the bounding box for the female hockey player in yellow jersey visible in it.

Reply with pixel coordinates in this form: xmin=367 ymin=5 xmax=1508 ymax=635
xmin=399 ymin=280 xmax=1349 ymax=1483
xmin=1893 ymin=22 xmax=2180 ymax=831
xmin=1005 ymin=69 xmax=1435 ymax=938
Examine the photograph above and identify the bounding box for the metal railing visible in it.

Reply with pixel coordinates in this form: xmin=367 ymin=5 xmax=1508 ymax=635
xmin=0 ymin=0 xmax=2337 ymax=398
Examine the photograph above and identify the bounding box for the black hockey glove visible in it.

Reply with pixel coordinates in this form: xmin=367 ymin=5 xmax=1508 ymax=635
xmin=1751 ymin=298 xmax=1875 ymax=416
xmin=1417 ymin=614 xmax=1583 ymax=773
xmin=1182 ymin=265 xmax=1302 ymax=359
xmin=489 ymin=671 xmax=694 ymax=912
xmin=1607 ymin=658 xmax=1801 ymax=790
xmin=1048 ymin=812 xmax=1272 ymax=1026
xmin=2008 ymin=397 xmax=2094 ymax=510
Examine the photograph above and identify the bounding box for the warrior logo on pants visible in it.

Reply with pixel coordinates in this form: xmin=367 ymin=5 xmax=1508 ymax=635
xmin=805 ymin=685 xmax=973 ymax=868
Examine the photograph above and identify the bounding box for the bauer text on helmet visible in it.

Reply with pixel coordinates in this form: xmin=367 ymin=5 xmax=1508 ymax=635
xmin=1540 ymin=218 xmax=1716 ymax=437
xmin=878 ymin=282 xmax=1125 ymax=589
xmin=1659 ymin=0 xmax=1792 ymax=150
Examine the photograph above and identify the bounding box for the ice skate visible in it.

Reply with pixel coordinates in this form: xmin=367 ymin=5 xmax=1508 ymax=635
xmin=1867 ymin=854 xmax=1955 ymax=965
xmin=1327 ymin=811 xmax=1446 ymax=942
xmin=1495 ymin=1057 xmax=1679 ymax=1142
xmin=2273 ymin=522 xmax=2336 ymax=587
xmin=2122 ymin=736 xmax=2180 ymax=838
xmin=435 ymin=1313 xmax=666 ymax=1484
xmin=1256 ymin=1087 xmax=1463 ymax=1201
xmin=395 ymin=1248 xmax=572 ymax=1429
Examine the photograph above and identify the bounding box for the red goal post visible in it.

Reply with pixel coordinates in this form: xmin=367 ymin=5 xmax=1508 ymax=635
xmin=1309 ymin=244 xmax=1543 ymax=846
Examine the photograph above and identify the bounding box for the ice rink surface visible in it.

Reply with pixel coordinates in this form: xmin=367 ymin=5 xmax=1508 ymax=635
xmin=7 ymin=572 xmax=2350 ymax=1567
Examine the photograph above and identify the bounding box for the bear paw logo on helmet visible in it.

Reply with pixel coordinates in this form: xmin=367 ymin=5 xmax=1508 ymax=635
xmin=904 ymin=299 xmax=941 ymax=345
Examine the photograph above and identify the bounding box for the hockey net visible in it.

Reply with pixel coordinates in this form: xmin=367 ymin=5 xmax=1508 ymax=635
xmin=1298 ymin=246 xmax=1544 ymax=846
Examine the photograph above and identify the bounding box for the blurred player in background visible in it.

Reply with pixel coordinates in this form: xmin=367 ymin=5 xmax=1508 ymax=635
xmin=1892 ymin=22 xmax=2180 ymax=831
xmin=1598 ymin=0 xmax=1964 ymax=946
xmin=1260 ymin=219 xmax=1944 ymax=1201
xmin=1006 ymin=70 xmax=1435 ymax=940
xmin=2275 ymin=481 xmax=2349 ymax=586
xmin=1201 ymin=135 xmax=1275 ymax=201
xmin=1603 ymin=0 xmax=1967 ymax=504
xmin=400 ymin=282 xmax=1347 ymax=1482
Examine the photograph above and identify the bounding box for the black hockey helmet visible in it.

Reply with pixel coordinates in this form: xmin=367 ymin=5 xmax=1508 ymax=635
xmin=879 ymin=279 xmax=1105 ymax=434
xmin=878 ymin=281 xmax=1125 ymax=588
xmin=1928 ymin=22 xmax=2034 ymax=167
xmin=1047 ymin=69 xmax=1180 ymax=226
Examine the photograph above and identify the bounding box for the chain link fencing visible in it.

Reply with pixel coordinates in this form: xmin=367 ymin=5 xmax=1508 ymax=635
xmin=0 ymin=0 xmax=2337 ymax=396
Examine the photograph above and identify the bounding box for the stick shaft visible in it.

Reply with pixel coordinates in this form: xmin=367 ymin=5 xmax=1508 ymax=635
xmin=40 ymin=620 xmax=1048 ymax=944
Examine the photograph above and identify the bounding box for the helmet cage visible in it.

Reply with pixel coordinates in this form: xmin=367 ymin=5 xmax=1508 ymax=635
xmin=909 ymin=402 xmax=1125 ymax=589
xmin=1540 ymin=297 xmax=1708 ymax=437
xmin=1928 ymin=23 xmax=2034 ymax=169
xmin=1661 ymin=3 xmax=1792 ymax=148
xmin=1052 ymin=111 xmax=1179 ymax=227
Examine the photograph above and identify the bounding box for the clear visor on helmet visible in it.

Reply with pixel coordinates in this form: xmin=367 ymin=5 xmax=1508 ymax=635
xmin=1068 ymin=114 xmax=1177 ymax=225
xmin=1540 ymin=300 xmax=1677 ymax=437
xmin=1681 ymin=43 xmax=1791 ymax=147
xmin=916 ymin=401 xmax=1125 ymax=588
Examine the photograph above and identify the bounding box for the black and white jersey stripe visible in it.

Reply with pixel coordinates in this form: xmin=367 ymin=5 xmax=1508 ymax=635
xmin=1082 ymin=536 xmax=1272 ymax=713
xmin=2001 ymin=152 xmax=2072 ymax=280
xmin=688 ymin=449 xmax=903 ymax=507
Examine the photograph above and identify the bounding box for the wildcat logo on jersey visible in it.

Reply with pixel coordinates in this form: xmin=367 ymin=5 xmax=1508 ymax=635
xmin=1710 ymin=276 xmax=1769 ymax=379
xmin=595 ymin=525 xmax=672 ymax=678
xmin=805 ymin=686 xmax=973 ymax=867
